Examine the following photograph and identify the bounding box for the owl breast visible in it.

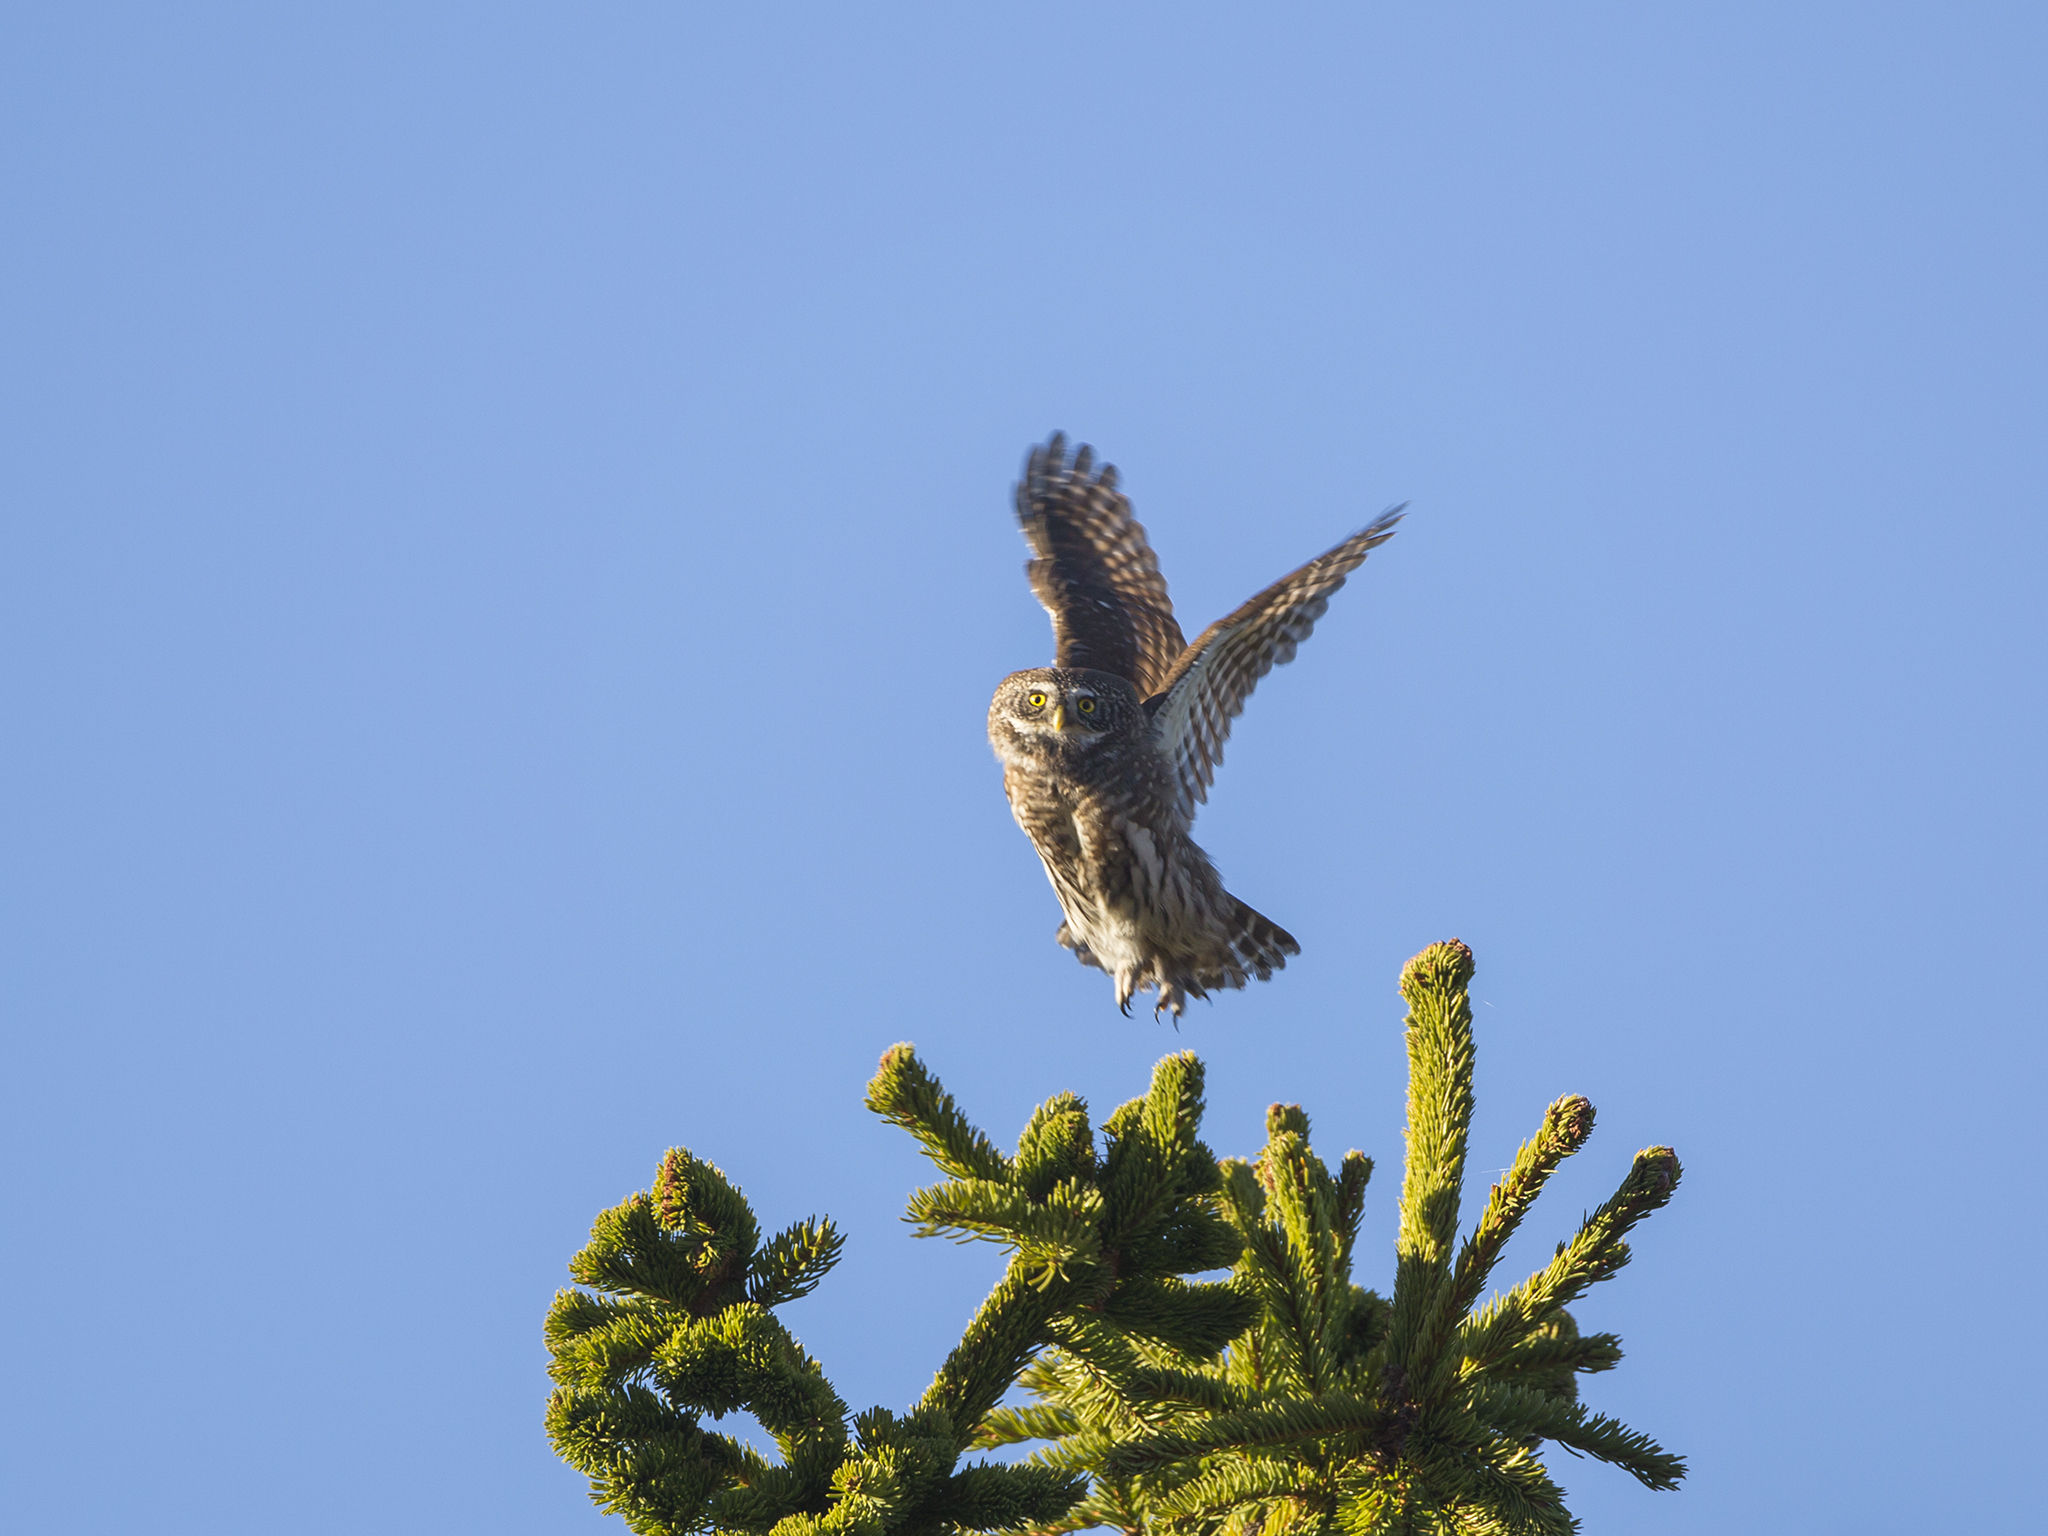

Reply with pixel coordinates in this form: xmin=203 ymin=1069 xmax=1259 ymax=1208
xmin=1000 ymin=740 xmax=1216 ymax=955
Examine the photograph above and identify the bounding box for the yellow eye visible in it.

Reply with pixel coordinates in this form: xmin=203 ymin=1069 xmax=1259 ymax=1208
xmin=1077 ymin=698 xmax=1096 ymax=713
xmin=1026 ymin=692 xmax=1047 ymax=708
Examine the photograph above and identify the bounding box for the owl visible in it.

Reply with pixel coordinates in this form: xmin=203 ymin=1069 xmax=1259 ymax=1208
xmin=988 ymin=434 xmax=1403 ymax=1018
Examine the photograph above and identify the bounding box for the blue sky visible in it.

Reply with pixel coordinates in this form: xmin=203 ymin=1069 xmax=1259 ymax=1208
xmin=2 ymin=5 xmax=2042 ymax=1532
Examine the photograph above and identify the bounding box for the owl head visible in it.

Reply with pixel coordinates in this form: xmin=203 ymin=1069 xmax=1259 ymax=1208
xmin=988 ymin=667 xmax=1143 ymax=767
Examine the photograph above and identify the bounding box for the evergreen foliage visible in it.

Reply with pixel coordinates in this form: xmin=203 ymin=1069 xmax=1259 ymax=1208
xmin=546 ymin=941 xmax=1683 ymax=1536
xmin=547 ymin=1047 xmax=1250 ymax=1536
xmin=976 ymin=941 xmax=1684 ymax=1535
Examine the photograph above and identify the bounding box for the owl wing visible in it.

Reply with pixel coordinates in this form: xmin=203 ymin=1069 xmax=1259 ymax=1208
xmin=1015 ymin=434 xmax=1189 ymax=696
xmin=1148 ymin=505 xmax=1405 ymax=815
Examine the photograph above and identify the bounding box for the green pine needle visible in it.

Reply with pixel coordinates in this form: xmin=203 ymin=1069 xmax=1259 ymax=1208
xmin=545 ymin=942 xmax=1684 ymax=1536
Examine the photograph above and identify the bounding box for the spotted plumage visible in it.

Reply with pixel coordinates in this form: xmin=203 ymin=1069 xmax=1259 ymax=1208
xmin=988 ymin=434 xmax=1404 ymax=1017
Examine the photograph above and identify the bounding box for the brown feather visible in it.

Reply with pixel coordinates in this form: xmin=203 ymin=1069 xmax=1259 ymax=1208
xmin=1014 ymin=433 xmax=1188 ymax=697
xmin=1149 ymin=505 xmax=1404 ymax=814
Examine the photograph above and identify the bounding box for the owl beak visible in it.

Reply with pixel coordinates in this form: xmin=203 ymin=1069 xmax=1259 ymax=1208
xmin=1048 ymin=703 xmax=1067 ymax=732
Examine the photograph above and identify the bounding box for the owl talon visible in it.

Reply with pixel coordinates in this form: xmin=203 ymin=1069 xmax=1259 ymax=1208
xmin=1114 ymin=970 xmax=1141 ymax=1016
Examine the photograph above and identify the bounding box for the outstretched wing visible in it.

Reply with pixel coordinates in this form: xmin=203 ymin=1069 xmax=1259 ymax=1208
xmin=1149 ymin=504 xmax=1405 ymax=814
xmin=1014 ymin=434 xmax=1188 ymax=696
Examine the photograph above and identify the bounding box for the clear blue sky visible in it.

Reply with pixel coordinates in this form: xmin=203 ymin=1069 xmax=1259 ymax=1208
xmin=3 ymin=5 xmax=2042 ymax=1532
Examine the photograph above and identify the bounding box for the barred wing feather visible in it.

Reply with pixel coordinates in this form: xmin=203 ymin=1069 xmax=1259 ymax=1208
xmin=1015 ymin=434 xmax=1189 ymax=697
xmin=1149 ymin=505 xmax=1405 ymax=815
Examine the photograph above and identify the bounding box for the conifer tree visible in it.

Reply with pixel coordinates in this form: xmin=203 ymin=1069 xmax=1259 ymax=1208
xmin=546 ymin=940 xmax=1683 ymax=1536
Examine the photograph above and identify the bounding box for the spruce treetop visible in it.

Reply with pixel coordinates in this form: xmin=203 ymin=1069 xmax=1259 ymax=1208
xmin=546 ymin=941 xmax=1683 ymax=1536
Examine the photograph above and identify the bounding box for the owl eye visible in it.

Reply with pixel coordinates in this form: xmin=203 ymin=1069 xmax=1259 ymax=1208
xmin=1026 ymin=692 xmax=1047 ymax=709
xmin=1077 ymin=698 xmax=1096 ymax=713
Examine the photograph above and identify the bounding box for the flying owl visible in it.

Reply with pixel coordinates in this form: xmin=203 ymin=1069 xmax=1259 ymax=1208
xmin=988 ymin=434 xmax=1404 ymax=1018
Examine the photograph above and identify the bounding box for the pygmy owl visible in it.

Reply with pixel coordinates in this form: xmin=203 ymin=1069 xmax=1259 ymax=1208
xmin=988 ymin=434 xmax=1403 ymax=1017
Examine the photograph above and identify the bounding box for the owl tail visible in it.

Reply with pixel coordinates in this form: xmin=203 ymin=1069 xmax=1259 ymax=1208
xmin=1219 ymin=897 xmax=1300 ymax=984
xmin=1151 ymin=898 xmax=1300 ymax=1018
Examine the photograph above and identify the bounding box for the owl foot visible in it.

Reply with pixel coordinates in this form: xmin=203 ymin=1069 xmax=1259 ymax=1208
xmin=1151 ymin=979 xmax=1211 ymax=1025
xmin=1056 ymin=922 xmax=1106 ymax=971
xmin=1115 ymin=971 xmax=1191 ymax=1022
